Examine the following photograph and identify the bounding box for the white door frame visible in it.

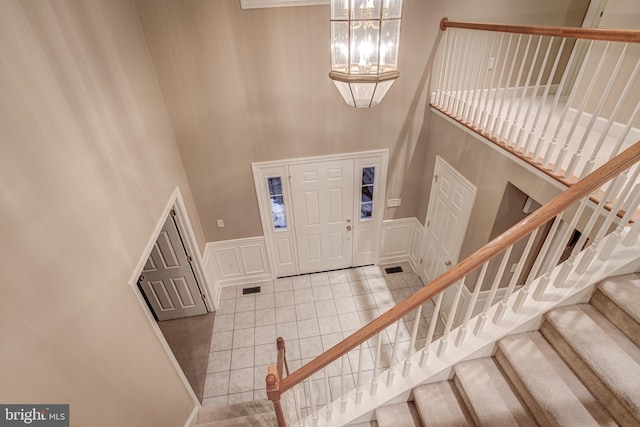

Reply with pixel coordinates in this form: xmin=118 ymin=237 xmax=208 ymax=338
xmin=252 ymin=150 xmax=389 ymax=278
xmin=419 ymin=156 xmax=477 ymax=284
xmin=127 ymin=186 xmax=214 ymax=409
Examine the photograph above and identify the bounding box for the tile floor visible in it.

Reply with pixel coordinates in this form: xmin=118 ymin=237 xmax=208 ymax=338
xmin=202 ymin=262 xmax=444 ymax=410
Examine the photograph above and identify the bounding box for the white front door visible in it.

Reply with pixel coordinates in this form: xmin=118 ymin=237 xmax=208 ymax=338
xmin=139 ymin=213 xmax=208 ymax=321
xmin=289 ymin=159 xmax=355 ymax=274
xmin=420 ymin=157 xmax=477 ymax=285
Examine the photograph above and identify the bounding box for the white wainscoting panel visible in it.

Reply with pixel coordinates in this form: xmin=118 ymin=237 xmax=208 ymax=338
xmin=379 ymin=218 xmax=423 ymax=267
xmin=204 ymin=237 xmax=272 ymax=306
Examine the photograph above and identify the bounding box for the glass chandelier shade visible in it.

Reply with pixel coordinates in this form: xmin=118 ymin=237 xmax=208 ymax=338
xmin=329 ymin=0 xmax=403 ymax=108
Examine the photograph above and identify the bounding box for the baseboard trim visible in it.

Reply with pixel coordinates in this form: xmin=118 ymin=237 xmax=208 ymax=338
xmin=184 ymin=405 xmax=199 ymax=427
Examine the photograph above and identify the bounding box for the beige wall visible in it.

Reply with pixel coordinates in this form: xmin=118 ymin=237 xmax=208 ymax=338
xmin=135 ymin=0 xmax=589 ymax=242
xmin=0 ymin=1 xmax=203 ymax=425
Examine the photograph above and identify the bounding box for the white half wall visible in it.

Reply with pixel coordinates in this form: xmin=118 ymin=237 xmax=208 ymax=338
xmin=203 ymin=236 xmax=272 ymax=306
xmin=379 ymin=218 xmax=424 ymax=272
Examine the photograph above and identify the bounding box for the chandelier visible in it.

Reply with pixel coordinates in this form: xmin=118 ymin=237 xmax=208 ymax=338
xmin=329 ymin=0 xmax=403 ymax=108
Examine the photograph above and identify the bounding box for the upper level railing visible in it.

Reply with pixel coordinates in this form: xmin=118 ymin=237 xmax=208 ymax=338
xmin=266 ymin=20 xmax=640 ymax=427
xmin=432 ymin=19 xmax=640 ymax=189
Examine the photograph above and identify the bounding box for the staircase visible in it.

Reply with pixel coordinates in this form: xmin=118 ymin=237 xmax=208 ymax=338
xmin=375 ymin=273 xmax=640 ymax=427
xmin=194 ymin=399 xmax=276 ymax=426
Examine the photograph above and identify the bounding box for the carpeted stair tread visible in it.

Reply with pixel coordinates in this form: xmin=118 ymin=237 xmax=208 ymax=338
xmin=496 ymin=331 xmax=616 ymax=426
xmin=591 ymin=273 xmax=640 ymax=347
xmin=454 ymin=358 xmax=537 ymax=426
xmin=196 ymin=399 xmax=273 ymax=423
xmin=195 ymin=411 xmax=276 ymax=427
xmin=413 ymin=381 xmax=474 ymax=426
xmin=375 ymin=402 xmax=422 ymax=427
xmin=541 ymin=304 xmax=640 ymax=424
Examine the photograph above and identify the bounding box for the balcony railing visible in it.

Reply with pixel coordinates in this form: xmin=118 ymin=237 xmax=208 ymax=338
xmin=431 ymin=19 xmax=640 ymax=190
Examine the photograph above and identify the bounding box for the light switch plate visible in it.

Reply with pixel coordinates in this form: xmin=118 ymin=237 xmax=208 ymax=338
xmin=387 ymin=198 xmax=401 ymax=207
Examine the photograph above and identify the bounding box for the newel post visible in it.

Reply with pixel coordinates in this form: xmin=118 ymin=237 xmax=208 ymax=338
xmin=266 ymin=365 xmax=287 ymax=427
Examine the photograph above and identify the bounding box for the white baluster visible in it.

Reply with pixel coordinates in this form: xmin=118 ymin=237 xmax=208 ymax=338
xmin=532 ymin=213 xmax=567 ymax=298
xmin=622 ymin=213 xmax=640 ymax=246
xmin=531 ymin=38 xmax=567 ymax=161
xmin=444 ymin=30 xmax=461 ymax=112
xmin=486 ymin=34 xmax=514 ymax=132
xmin=540 ymin=38 xmax=579 ymax=168
xmin=370 ymin=333 xmax=382 ymax=395
xmin=565 ymin=43 xmax=628 ymax=179
xmin=458 ymin=34 xmax=484 ymax=120
xmin=474 ymin=247 xmax=512 ymax=335
xmin=470 ymin=33 xmax=493 ymax=125
xmin=500 ymin=35 xmax=535 ymax=144
xmin=606 ymin=99 xmax=640 ymax=161
xmin=355 ymin=343 xmax=364 ymax=404
xmin=449 ymin=30 xmax=469 ymax=115
xmin=576 ymin=166 xmax=640 ymax=273
xmin=547 ymin=40 xmax=594 ymax=172
xmin=386 ymin=319 xmax=402 ymax=386
xmin=513 ymin=227 xmax=541 ymax=312
xmin=293 ymin=382 xmax=303 ymax=422
xmin=340 ymin=355 xmax=347 ymax=413
xmin=433 ymin=30 xmax=450 ymax=107
xmin=404 ymin=305 xmax=423 ymax=377
xmin=599 ymin=183 xmax=640 ymax=260
xmin=520 ymin=36 xmax=554 ymax=156
xmin=554 ymin=42 xmax=611 ymax=176
xmin=307 ymin=378 xmax=318 ymax=427
xmin=437 ymin=279 xmax=466 ymax=357
xmin=420 ymin=292 xmax=443 ymax=367
xmin=494 ymin=228 xmax=540 ymax=323
xmin=535 ymin=197 xmax=589 ymax=297
xmin=580 ymin=58 xmax=640 ymax=178
xmin=491 ymin=34 xmax=523 ymax=137
xmin=479 ymin=33 xmax=505 ymax=129
xmin=323 ymin=369 xmax=332 ymax=422
xmin=555 ymin=178 xmax=621 ymax=284
xmin=456 ymin=263 xmax=488 ymax=346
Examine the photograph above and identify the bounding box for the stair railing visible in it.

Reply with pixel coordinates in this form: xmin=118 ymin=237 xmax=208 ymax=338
xmin=431 ymin=19 xmax=640 ymax=192
xmin=266 ymin=142 xmax=640 ymax=427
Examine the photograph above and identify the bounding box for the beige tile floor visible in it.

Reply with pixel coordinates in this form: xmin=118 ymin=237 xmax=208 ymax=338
xmin=202 ymin=262 xmax=443 ymax=410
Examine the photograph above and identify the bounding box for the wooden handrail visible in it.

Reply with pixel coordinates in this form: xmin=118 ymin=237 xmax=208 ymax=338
xmin=277 ymin=141 xmax=640 ymax=395
xmin=276 ymin=336 xmax=288 ymax=379
xmin=440 ymin=17 xmax=640 ymax=43
xmin=266 ymin=365 xmax=286 ymax=426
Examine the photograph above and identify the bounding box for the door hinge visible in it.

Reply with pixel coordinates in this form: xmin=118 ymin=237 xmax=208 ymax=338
xmin=427 ymin=220 xmax=431 ymax=227
xmin=187 ymin=255 xmax=193 ymax=263
xmin=434 ymin=174 xmax=439 ymax=183
xmin=170 ymin=209 xmax=176 ymax=217
xmin=201 ymin=294 xmax=206 ymax=300
xmin=139 ymin=274 xmax=145 ymax=282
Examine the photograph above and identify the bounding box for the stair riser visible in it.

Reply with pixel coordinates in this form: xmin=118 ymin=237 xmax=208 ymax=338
xmin=590 ymin=288 xmax=640 ymax=348
xmin=540 ymin=320 xmax=639 ymax=426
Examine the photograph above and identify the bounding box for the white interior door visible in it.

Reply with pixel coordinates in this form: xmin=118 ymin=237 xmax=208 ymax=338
xmin=289 ymin=159 xmax=355 ymax=274
xmin=139 ymin=213 xmax=207 ymax=321
xmin=420 ymin=156 xmax=477 ymax=285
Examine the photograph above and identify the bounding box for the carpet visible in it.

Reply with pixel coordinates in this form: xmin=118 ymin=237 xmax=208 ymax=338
xmin=158 ymin=313 xmax=215 ymax=402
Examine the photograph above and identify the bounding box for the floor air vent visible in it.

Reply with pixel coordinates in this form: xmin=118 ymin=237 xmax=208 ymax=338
xmin=384 ymin=266 xmax=403 ymax=274
xmin=242 ymin=286 xmax=261 ymax=295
